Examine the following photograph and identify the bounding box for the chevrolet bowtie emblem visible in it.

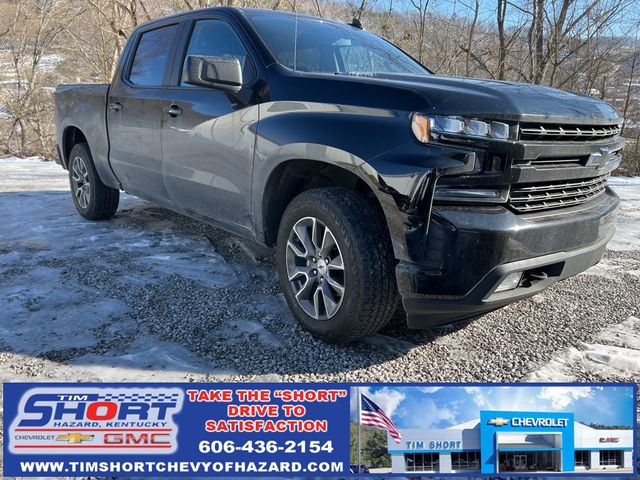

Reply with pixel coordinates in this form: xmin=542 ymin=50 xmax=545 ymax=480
xmin=488 ymin=417 xmax=510 ymax=427
xmin=56 ymin=433 xmax=94 ymax=444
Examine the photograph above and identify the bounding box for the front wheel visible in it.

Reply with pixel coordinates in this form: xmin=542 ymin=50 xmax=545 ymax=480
xmin=68 ymin=143 xmax=119 ymax=220
xmin=276 ymin=188 xmax=398 ymax=343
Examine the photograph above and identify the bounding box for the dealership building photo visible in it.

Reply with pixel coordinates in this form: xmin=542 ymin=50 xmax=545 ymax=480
xmin=388 ymin=410 xmax=635 ymax=474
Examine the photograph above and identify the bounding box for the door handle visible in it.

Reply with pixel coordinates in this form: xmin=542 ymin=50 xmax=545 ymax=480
xmin=164 ymin=105 xmax=183 ymax=117
xmin=109 ymin=101 xmax=123 ymax=112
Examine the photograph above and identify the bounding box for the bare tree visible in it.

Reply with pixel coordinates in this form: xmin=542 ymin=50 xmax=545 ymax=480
xmin=621 ymin=25 xmax=638 ymax=135
xmin=83 ymin=0 xmax=157 ymax=76
xmin=462 ymin=0 xmax=480 ymax=76
xmin=408 ymin=0 xmax=430 ymax=63
xmin=0 ymin=0 xmax=637 ymax=169
xmin=348 ymin=0 xmax=370 ymax=20
xmin=0 ymin=0 xmax=70 ymax=156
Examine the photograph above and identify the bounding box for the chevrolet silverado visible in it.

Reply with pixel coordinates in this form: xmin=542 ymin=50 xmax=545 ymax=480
xmin=54 ymin=7 xmax=623 ymax=342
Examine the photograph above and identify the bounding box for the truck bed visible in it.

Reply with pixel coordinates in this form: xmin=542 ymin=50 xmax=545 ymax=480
xmin=54 ymin=84 xmax=116 ymax=188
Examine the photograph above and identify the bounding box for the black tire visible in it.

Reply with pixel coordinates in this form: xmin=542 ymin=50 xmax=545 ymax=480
xmin=68 ymin=143 xmax=119 ymax=220
xmin=276 ymin=187 xmax=399 ymax=343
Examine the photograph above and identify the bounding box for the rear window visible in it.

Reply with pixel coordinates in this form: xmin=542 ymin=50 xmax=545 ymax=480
xmin=129 ymin=24 xmax=178 ymax=86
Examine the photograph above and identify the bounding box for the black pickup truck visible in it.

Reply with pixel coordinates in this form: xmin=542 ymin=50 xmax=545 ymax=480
xmin=54 ymin=7 xmax=623 ymax=343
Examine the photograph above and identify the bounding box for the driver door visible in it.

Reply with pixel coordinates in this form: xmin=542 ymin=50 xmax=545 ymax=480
xmin=160 ymin=16 xmax=261 ymax=232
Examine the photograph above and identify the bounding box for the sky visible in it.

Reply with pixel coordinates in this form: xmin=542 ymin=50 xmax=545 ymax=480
xmin=368 ymin=0 xmax=636 ymax=37
xmin=350 ymin=385 xmax=635 ymax=429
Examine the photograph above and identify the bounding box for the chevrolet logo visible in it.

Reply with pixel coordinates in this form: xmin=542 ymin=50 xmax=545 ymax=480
xmin=56 ymin=433 xmax=94 ymax=444
xmin=488 ymin=417 xmax=510 ymax=427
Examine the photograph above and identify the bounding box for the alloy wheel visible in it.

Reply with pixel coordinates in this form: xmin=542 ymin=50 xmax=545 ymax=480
xmin=285 ymin=216 xmax=346 ymax=320
xmin=71 ymin=156 xmax=91 ymax=209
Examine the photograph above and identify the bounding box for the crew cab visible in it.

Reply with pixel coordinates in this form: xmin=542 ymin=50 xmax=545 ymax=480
xmin=54 ymin=7 xmax=623 ymax=343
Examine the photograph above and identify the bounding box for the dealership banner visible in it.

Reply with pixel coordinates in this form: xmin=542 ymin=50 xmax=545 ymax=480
xmin=3 ymin=383 xmax=349 ymax=477
xmin=2 ymin=382 xmax=637 ymax=477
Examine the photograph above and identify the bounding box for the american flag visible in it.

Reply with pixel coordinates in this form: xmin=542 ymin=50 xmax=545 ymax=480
xmin=360 ymin=394 xmax=402 ymax=444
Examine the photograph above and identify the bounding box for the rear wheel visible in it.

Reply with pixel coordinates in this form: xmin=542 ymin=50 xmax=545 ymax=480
xmin=68 ymin=143 xmax=119 ymax=220
xmin=276 ymin=188 xmax=398 ymax=343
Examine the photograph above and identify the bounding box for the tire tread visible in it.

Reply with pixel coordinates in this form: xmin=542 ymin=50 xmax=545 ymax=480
xmin=69 ymin=143 xmax=119 ymax=220
xmin=278 ymin=187 xmax=399 ymax=343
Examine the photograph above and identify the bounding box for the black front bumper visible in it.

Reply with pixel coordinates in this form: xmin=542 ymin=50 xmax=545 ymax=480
xmin=397 ymin=188 xmax=619 ymax=328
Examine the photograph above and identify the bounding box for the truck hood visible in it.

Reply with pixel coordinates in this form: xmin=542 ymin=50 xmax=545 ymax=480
xmin=342 ymin=72 xmax=622 ymax=125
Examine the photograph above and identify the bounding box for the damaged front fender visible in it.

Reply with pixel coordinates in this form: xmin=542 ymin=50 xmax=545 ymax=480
xmin=363 ymin=142 xmax=477 ymax=263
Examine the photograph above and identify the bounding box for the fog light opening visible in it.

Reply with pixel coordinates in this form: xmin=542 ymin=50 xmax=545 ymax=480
xmin=495 ymin=272 xmax=523 ymax=293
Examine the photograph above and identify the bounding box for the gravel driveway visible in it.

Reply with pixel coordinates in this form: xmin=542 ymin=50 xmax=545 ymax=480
xmin=0 ymin=158 xmax=639 ymax=386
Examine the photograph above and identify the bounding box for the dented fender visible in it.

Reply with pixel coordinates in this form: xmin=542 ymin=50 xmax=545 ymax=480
xmin=365 ymin=143 xmax=477 ymax=263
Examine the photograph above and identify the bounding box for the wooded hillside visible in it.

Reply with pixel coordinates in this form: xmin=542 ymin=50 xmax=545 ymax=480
xmin=0 ymin=0 xmax=638 ymax=173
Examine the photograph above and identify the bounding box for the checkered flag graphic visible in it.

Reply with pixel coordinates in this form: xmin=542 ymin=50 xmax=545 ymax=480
xmin=97 ymin=391 xmax=180 ymax=402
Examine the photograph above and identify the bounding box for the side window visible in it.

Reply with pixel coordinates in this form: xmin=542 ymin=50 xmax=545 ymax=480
xmin=181 ymin=19 xmax=255 ymax=86
xmin=129 ymin=24 xmax=178 ymax=86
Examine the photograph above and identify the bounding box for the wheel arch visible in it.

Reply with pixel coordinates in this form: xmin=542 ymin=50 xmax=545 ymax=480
xmin=260 ymin=158 xmax=388 ymax=247
xmin=58 ymin=122 xmax=121 ymax=190
xmin=61 ymin=125 xmax=88 ymax=169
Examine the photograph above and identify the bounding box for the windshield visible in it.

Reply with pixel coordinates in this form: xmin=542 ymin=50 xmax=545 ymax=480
xmin=245 ymin=12 xmax=429 ymax=75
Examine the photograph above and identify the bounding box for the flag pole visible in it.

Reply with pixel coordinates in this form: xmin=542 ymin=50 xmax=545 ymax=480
xmin=357 ymin=387 xmax=361 ymax=471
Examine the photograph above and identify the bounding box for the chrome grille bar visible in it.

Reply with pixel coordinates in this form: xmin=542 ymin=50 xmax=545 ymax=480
xmin=509 ymin=174 xmax=609 ymax=213
xmin=520 ymin=124 xmax=621 ymax=141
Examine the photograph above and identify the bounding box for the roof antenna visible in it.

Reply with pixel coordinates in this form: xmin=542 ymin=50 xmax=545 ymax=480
xmin=348 ymin=17 xmax=363 ymax=29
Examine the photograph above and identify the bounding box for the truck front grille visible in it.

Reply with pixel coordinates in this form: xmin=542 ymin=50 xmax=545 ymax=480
xmin=508 ymin=174 xmax=609 ymax=213
xmin=520 ymin=123 xmax=620 ymax=142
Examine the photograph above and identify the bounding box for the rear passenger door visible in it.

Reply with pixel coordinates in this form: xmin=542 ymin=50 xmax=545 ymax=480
xmin=160 ymin=15 xmax=263 ymax=231
xmin=108 ymin=22 xmax=180 ymax=200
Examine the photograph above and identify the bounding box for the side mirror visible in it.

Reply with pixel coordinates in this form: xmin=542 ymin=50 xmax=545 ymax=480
xmin=184 ymin=55 xmax=242 ymax=92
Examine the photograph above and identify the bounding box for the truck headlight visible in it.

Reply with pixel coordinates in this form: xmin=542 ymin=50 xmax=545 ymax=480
xmin=432 ymin=115 xmax=464 ymax=135
xmin=412 ymin=114 xmax=511 ymax=142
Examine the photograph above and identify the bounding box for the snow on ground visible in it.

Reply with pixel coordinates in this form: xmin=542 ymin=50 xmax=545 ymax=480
xmin=0 ymin=156 xmax=69 ymax=191
xmin=607 ymin=176 xmax=640 ymax=251
xmin=0 ymin=157 xmax=639 ymax=477
xmin=0 ymin=157 xmax=638 ymax=387
xmin=524 ymin=316 xmax=640 ymax=382
xmin=0 ymin=157 xmax=267 ymax=381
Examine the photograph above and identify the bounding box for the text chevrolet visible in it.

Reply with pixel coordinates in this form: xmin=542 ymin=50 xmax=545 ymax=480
xmin=54 ymin=8 xmax=623 ymax=342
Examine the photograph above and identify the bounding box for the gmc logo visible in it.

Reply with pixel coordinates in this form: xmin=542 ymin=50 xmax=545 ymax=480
xmin=104 ymin=433 xmax=171 ymax=445
xmin=599 ymin=437 xmax=619 ymax=443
